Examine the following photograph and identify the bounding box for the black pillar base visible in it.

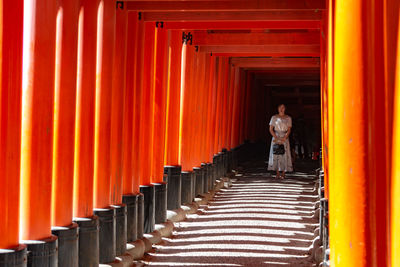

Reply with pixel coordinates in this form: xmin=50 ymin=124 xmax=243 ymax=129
xmin=137 ymin=193 xmax=144 ymax=239
xmin=0 ymin=245 xmax=27 ymax=267
xmin=93 ymin=207 xmax=116 ymax=264
xmin=193 ymin=167 xmax=203 ymax=197
xmin=51 ymin=223 xmax=78 ymax=267
xmin=74 ymin=216 xmax=99 ymax=267
xmin=111 ymin=204 xmax=127 ymax=256
xmin=23 ymin=235 xmax=58 ymax=267
xmin=201 ymin=163 xmax=208 ymax=194
xmin=181 ymin=171 xmax=194 ymax=205
xmin=207 ymin=163 xmax=213 ymax=191
xmin=221 ymin=149 xmax=228 ymax=175
xmin=122 ymin=194 xmax=138 ymax=242
xmin=227 ymin=150 xmax=233 ymax=173
xmin=153 ymin=182 xmax=167 ymax=224
xmin=163 ymin=166 xmax=182 ymax=210
xmin=140 ymin=185 xmax=155 ymax=233
xmin=231 ymin=147 xmax=238 ymax=170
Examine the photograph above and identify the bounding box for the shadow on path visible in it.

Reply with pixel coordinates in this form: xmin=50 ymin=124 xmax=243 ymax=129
xmin=143 ymin=159 xmax=319 ymax=267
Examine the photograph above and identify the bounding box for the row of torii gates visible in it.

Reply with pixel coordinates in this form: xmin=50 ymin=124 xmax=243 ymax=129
xmin=0 ymin=0 xmax=399 ymax=266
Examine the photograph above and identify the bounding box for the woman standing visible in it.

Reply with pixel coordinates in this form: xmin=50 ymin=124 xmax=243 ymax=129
xmin=268 ymin=104 xmax=293 ymax=178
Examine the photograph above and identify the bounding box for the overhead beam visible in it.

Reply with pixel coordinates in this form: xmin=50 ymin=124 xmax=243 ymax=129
xmin=142 ymin=10 xmax=322 ymax=22
xmin=199 ymin=45 xmax=320 ymax=57
xmin=192 ymin=32 xmax=320 ymax=46
xmin=164 ymin=21 xmax=321 ymax=30
xmin=230 ymin=57 xmax=320 ymax=69
xmin=126 ymin=0 xmax=325 ymax=11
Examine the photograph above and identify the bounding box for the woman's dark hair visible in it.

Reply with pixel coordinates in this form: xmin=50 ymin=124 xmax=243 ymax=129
xmin=277 ymin=104 xmax=285 ymax=109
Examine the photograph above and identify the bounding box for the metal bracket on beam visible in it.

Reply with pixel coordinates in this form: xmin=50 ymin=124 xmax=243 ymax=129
xmin=182 ymin=32 xmax=193 ymax=45
xmin=116 ymin=1 xmax=124 ymax=10
xmin=138 ymin=12 xmax=142 ymax=20
xmin=155 ymin=21 xmax=164 ymax=28
xmin=195 ymin=46 xmax=199 ymax=52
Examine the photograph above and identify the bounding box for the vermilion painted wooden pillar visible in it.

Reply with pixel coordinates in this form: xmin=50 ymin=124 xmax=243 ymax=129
xmin=331 ymin=0 xmax=389 ymax=265
xmin=123 ymin=11 xmax=138 ymax=195
xmin=73 ymin=0 xmax=99 ymax=219
xmin=200 ymin=54 xmax=212 ymax=163
xmin=181 ymin=44 xmax=201 ymax=170
xmin=192 ymin=51 xmax=206 ymax=167
xmin=164 ymin=30 xmax=183 ymax=167
xmin=327 ymin=0 xmax=334 ymax=204
xmin=138 ymin=22 xmax=155 ymax=185
xmin=110 ymin=4 xmax=128 ymax=205
xmin=131 ymin=13 xmax=144 ymax=193
xmin=230 ymin=67 xmax=240 ymax=149
xmin=220 ymin=58 xmax=230 ymax=150
xmin=0 ymin=0 xmax=23 ymax=249
xmin=320 ymin=7 xmax=329 ymax=197
xmin=20 ymin=0 xmax=57 ymax=241
xmin=93 ymin=0 xmax=116 ymax=209
xmin=226 ymin=65 xmax=236 ymax=150
xmin=214 ymin=57 xmax=224 ymax=153
xmin=206 ymin=56 xmax=218 ymax=162
xmin=51 ymin=0 xmax=80 ymax=228
xmin=391 ymin=18 xmax=400 ymax=267
xmin=384 ymin=0 xmax=400 ymax=166
xmin=152 ymin=24 xmax=169 ymax=183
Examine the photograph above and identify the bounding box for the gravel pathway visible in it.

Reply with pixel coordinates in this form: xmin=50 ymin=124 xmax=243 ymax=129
xmin=143 ymin=161 xmax=319 ymax=267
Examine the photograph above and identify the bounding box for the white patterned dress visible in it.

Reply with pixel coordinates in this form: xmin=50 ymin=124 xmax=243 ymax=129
xmin=267 ymin=115 xmax=293 ymax=172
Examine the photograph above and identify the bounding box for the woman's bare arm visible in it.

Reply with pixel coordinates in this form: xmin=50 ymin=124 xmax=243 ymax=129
xmin=269 ymin=125 xmax=278 ymax=139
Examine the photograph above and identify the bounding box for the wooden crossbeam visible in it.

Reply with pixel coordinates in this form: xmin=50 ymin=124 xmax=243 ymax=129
xmin=126 ymin=0 xmax=326 ymax=11
xmin=199 ymin=45 xmax=320 ymax=57
xmin=231 ymin=57 xmax=320 ymax=69
xmin=141 ymin=10 xmax=322 ymax=22
xmin=192 ymin=32 xmax=320 ymax=46
xmin=164 ymin=21 xmax=321 ymax=30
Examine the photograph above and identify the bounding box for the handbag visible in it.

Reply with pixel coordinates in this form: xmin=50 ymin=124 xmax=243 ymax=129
xmin=273 ymin=144 xmax=285 ymax=155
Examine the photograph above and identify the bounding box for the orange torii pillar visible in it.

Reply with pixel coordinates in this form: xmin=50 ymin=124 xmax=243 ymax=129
xmin=205 ymin=55 xmax=218 ymax=191
xmin=391 ymin=16 xmax=400 ymax=267
xmin=164 ymin=30 xmax=183 ymax=211
xmin=131 ymin=12 xmax=145 ymax=239
xmin=0 ymin=0 xmax=26 ymax=265
xmin=138 ymin=22 xmax=156 ymax=233
xmin=50 ymin=1 xmax=80 ymax=266
xmin=225 ymin=64 xmax=236 ymax=171
xmin=330 ymin=0 xmax=389 ymax=266
xmin=92 ymin=0 xmax=116 ymax=263
xmin=110 ymin=2 xmax=128 ymax=256
xmin=179 ymin=36 xmax=197 ymax=204
xmin=152 ymin=23 xmax=169 ymax=224
xmin=192 ymin=51 xmax=206 ymax=197
xmin=122 ymin=10 xmax=141 ymax=243
xmin=213 ymin=57 xmax=225 ymax=179
xmin=230 ymin=67 xmax=241 ymax=169
xmin=73 ymin=1 xmax=100 ymax=266
xmin=219 ymin=58 xmax=231 ymax=175
xmin=19 ymin=0 xmax=58 ymax=265
xmin=198 ymin=53 xmax=212 ymax=195
xmin=320 ymin=8 xmax=329 ymax=198
xmin=226 ymin=66 xmax=238 ymax=169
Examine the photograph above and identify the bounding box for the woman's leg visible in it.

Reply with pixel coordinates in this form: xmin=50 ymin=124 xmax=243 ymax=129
xmin=281 ymin=171 xmax=286 ymax=179
xmin=276 ymin=170 xmax=280 ymax=178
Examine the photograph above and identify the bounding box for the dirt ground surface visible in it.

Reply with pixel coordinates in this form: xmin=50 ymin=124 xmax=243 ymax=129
xmin=142 ymin=158 xmax=319 ymax=267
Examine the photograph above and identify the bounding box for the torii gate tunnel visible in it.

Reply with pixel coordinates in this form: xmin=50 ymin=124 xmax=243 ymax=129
xmin=0 ymin=0 xmax=399 ymax=266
